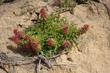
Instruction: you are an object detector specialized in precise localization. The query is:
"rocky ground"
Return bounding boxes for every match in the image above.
[0,0,110,73]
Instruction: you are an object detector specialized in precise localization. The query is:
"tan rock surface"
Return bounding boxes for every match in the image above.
[0,0,110,73]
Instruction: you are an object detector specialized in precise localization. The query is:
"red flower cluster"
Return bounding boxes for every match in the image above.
[23,44,31,50]
[13,29,32,41]
[47,38,56,46]
[80,24,89,33]
[22,39,41,52]
[13,29,24,37]
[40,8,46,18]
[31,40,41,52]
[12,29,23,45]
[62,40,71,48]
[24,34,31,41]
[62,26,69,34]
[13,29,18,35]
[12,35,22,45]
[12,29,42,52]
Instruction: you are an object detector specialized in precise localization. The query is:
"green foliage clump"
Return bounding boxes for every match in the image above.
[25,13,79,57]
[51,0,76,14]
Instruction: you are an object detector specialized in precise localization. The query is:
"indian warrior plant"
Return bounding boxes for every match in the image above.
[11,8,89,58]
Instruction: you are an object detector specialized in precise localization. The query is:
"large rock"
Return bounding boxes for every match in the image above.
[3,0,14,3]
[0,0,14,5]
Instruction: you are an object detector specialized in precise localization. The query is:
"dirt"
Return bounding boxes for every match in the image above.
[0,0,110,73]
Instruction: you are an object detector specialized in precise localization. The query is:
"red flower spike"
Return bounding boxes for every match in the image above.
[14,35,19,39]
[12,35,18,41]
[47,38,56,46]
[12,35,22,45]
[62,40,71,48]
[81,24,89,32]
[13,29,18,35]
[24,35,31,41]
[62,26,69,34]
[24,45,30,49]
[31,41,41,52]
[13,29,24,38]
[83,24,89,30]
[15,40,22,45]
[17,31,25,38]
[40,8,46,18]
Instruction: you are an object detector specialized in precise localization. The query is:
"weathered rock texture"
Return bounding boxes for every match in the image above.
[0,0,110,73]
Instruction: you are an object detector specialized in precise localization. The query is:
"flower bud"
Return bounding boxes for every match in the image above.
[24,35,31,41]
[47,38,56,46]
[62,40,71,48]
[80,24,89,33]
[13,29,18,35]
[12,35,22,45]
[31,40,41,52]
[24,44,30,49]
[62,26,69,34]
[40,8,46,18]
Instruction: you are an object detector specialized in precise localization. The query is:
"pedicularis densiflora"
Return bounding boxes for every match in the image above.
[11,8,90,57]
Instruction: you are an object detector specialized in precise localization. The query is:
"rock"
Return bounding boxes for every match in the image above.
[0,0,14,5]
[0,0,4,4]
[3,0,14,3]
[76,0,89,4]
[0,0,110,73]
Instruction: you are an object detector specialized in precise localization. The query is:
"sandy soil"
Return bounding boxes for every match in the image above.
[0,0,110,73]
